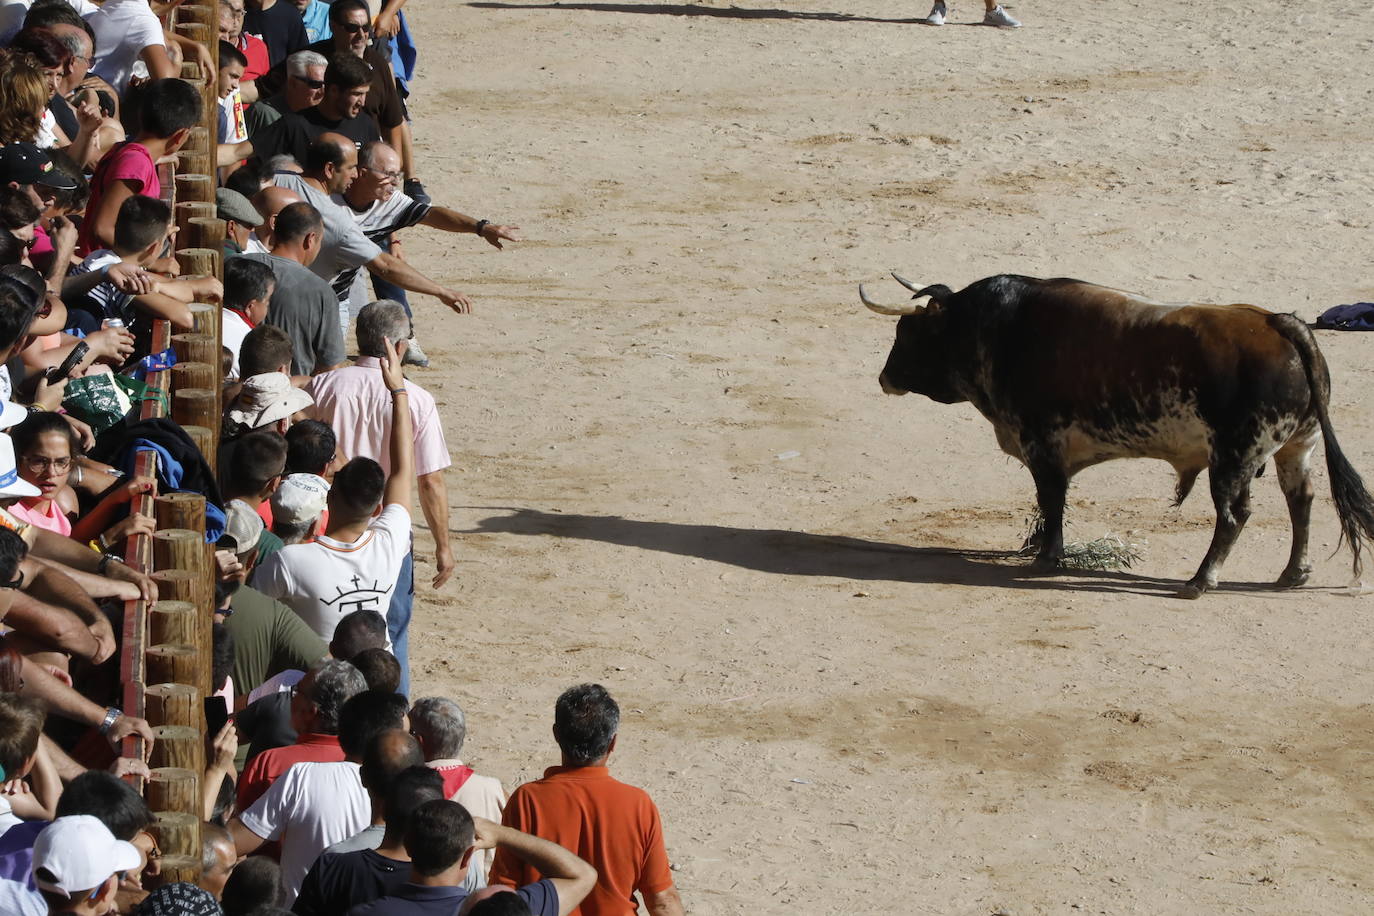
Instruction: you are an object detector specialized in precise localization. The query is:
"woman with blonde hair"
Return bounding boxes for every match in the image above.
[0,53,49,145]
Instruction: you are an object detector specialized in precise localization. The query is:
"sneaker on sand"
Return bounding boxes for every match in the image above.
[926,1,945,24]
[403,337,430,368]
[983,4,1020,26]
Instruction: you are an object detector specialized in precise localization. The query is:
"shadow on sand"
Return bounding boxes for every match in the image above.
[456,506,1268,597]
[468,1,929,24]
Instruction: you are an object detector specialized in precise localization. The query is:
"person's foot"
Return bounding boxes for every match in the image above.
[403,178,431,206]
[983,4,1020,26]
[403,337,430,367]
[926,1,945,24]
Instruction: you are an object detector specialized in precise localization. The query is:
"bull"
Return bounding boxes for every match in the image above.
[860,272,1374,597]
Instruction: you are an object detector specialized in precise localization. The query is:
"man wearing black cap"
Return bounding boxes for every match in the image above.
[0,144,78,215]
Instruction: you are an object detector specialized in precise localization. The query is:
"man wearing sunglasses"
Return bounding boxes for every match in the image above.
[245,48,327,137]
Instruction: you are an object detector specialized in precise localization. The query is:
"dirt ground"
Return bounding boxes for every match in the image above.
[392,0,1374,911]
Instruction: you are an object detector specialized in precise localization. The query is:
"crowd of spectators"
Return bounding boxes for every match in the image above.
[0,0,682,913]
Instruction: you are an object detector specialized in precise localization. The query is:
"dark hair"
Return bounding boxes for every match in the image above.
[0,268,43,349]
[0,635,22,693]
[272,201,322,245]
[554,683,620,765]
[0,186,39,232]
[55,771,154,840]
[382,765,444,831]
[327,0,369,25]
[112,194,170,255]
[468,895,535,916]
[212,622,235,693]
[284,419,335,476]
[405,800,474,876]
[224,160,269,199]
[139,78,203,139]
[220,855,281,916]
[0,693,44,775]
[358,728,423,795]
[330,609,386,660]
[328,457,384,520]
[11,410,78,463]
[0,231,23,266]
[9,27,71,69]
[239,324,292,378]
[219,39,248,70]
[350,647,400,693]
[224,256,275,310]
[0,528,28,587]
[223,431,288,495]
[211,770,236,825]
[303,134,349,174]
[43,148,87,212]
[324,53,370,91]
[337,690,408,758]
[22,0,95,48]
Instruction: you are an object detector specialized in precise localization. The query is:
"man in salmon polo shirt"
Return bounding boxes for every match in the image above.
[489,685,685,916]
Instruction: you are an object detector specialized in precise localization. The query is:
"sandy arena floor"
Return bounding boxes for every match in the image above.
[392,0,1374,911]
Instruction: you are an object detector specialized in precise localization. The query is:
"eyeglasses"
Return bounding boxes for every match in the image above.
[365,165,402,181]
[23,455,71,472]
[339,21,371,34]
[291,75,326,90]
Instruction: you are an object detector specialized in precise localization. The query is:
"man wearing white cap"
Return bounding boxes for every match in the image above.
[270,472,329,544]
[31,814,142,914]
[223,372,314,440]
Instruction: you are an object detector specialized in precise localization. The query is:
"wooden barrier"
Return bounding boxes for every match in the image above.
[114,19,226,884]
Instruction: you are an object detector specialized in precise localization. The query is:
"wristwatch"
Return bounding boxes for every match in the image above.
[97,554,124,575]
[98,706,122,735]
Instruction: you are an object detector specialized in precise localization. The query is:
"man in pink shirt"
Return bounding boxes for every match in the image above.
[305,300,451,697]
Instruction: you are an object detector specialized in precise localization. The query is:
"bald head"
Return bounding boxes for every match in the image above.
[305,133,359,193]
[360,729,424,797]
[347,141,402,207]
[250,186,300,247]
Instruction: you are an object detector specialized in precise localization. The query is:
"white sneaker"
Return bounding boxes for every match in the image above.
[926,1,945,24]
[983,4,1020,26]
[402,337,430,368]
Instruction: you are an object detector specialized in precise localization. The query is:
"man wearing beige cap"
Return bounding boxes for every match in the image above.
[31,814,142,914]
[223,372,314,440]
[218,186,267,258]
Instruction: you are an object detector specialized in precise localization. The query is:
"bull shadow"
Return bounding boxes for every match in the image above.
[458,507,1244,597]
[467,1,927,24]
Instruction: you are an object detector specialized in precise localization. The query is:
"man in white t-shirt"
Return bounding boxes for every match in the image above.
[86,0,177,94]
[254,335,413,646]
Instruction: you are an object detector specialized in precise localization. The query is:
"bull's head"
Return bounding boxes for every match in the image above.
[860,273,965,404]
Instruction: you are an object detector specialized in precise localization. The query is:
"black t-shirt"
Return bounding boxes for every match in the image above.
[48,93,78,141]
[245,0,309,66]
[293,848,410,916]
[251,105,381,166]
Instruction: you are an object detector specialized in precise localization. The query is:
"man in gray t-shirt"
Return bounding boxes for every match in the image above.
[238,202,345,376]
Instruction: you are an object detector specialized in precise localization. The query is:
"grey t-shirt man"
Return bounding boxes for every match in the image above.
[272,171,382,329]
[239,252,345,375]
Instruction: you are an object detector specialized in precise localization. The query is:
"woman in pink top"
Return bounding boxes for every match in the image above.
[9,412,158,543]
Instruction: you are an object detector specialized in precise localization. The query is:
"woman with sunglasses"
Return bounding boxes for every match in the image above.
[8,412,157,545]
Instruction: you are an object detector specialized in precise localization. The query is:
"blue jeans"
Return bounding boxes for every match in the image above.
[388,545,414,698]
[371,237,412,318]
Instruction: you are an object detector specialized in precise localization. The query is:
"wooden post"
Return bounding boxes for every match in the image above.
[153,529,207,576]
[176,247,219,281]
[172,332,218,366]
[181,426,215,469]
[188,304,218,337]
[155,493,207,536]
[144,857,199,889]
[149,726,206,773]
[150,569,199,605]
[174,174,215,205]
[145,683,201,728]
[150,811,201,859]
[146,768,200,818]
[175,201,215,245]
[172,388,218,432]
[171,362,217,394]
[146,643,198,686]
[149,600,198,647]
[188,217,226,254]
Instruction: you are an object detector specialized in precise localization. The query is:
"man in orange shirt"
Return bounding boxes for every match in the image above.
[488,685,684,916]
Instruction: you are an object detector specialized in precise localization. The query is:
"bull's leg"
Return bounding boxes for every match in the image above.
[1274,433,1318,588]
[1181,457,1257,599]
[1026,461,1068,571]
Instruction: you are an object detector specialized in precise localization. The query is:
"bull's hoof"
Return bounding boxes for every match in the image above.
[1276,566,1311,589]
[1177,580,1209,600]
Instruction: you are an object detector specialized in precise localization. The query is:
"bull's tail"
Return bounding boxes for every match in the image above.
[1271,313,1374,577]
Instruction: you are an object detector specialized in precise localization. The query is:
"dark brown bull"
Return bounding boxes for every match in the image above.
[861,272,1374,597]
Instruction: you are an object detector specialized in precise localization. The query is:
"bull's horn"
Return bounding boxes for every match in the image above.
[859,283,919,316]
[891,271,923,292]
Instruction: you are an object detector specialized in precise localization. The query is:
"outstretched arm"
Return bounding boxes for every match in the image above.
[419,207,522,249]
[380,337,414,515]
[365,251,472,313]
